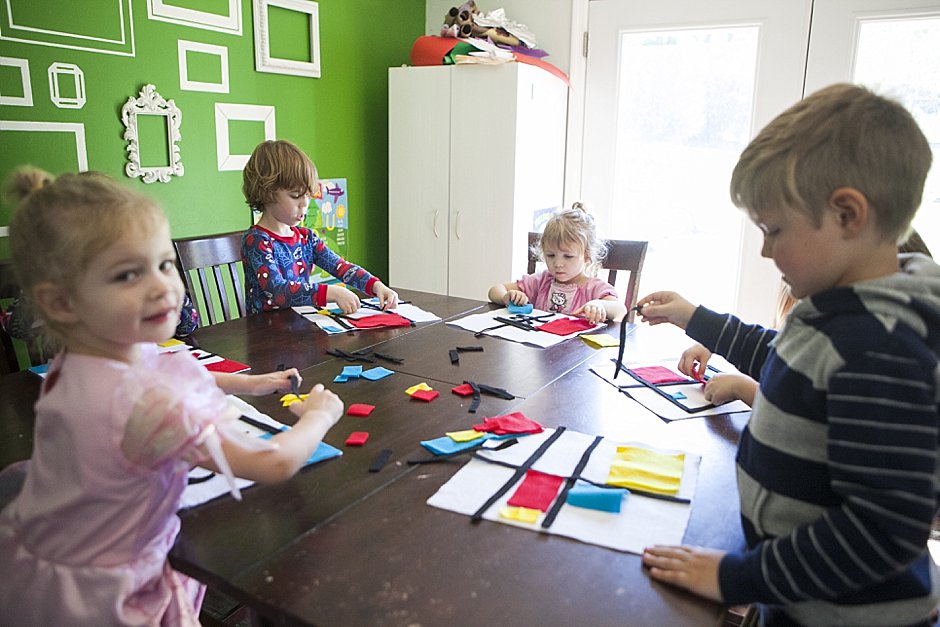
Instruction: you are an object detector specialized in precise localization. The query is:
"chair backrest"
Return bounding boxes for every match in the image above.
[527,232,648,323]
[173,232,246,326]
[0,260,48,374]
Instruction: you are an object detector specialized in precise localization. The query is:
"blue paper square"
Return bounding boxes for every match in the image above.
[361,366,395,380]
[333,374,349,383]
[668,391,687,400]
[508,302,534,315]
[420,436,482,455]
[566,481,628,513]
[342,365,363,378]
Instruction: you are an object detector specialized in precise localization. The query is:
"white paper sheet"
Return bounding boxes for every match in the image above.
[446,308,605,348]
[590,360,751,421]
[426,428,700,554]
[292,299,441,333]
[179,396,342,509]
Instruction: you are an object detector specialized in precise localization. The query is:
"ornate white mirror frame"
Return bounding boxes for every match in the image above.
[121,84,184,183]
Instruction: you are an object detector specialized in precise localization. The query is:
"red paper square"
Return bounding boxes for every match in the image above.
[347,313,412,329]
[410,389,440,402]
[451,383,474,397]
[345,432,369,446]
[507,470,565,511]
[347,403,375,417]
[629,365,689,384]
[472,412,543,435]
[537,317,595,336]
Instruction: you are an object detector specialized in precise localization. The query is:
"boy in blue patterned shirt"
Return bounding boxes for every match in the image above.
[241,140,397,315]
[638,84,939,626]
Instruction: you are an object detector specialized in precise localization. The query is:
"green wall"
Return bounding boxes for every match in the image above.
[0,0,425,278]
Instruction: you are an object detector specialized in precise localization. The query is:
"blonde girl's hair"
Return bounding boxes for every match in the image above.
[242,140,318,213]
[730,83,932,243]
[5,166,167,344]
[536,202,608,277]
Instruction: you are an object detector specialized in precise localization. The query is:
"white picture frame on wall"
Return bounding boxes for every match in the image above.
[148,0,242,35]
[121,84,184,184]
[0,56,31,106]
[47,62,86,109]
[178,40,229,93]
[253,0,320,78]
[215,103,276,171]
[0,120,87,170]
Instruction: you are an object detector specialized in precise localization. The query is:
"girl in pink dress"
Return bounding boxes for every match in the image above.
[0,168,344,626]
[488,204,627,323]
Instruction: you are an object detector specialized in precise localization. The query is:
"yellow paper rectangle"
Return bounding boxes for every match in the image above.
[607,446,685,495]
[581,333,619,348]
[446,429,484,442]
[405,382,433,396]
[499,505,540,523]
[158,338,185,347]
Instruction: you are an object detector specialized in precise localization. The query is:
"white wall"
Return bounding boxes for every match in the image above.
[425,1,575,74]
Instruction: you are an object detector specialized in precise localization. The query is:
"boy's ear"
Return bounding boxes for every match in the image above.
[31,282,79,325]
[828,187,870,237]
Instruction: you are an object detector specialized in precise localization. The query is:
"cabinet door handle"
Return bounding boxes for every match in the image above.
[455,211,462,240]
[433,210,440,239]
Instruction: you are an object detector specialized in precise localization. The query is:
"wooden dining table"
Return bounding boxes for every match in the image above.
[0,289,748,626]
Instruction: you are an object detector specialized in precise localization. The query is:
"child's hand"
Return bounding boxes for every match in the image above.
[703,373,756,406]
[573,299,607,325]
[636,291,696,329]
[245,368,302,396]
[373,282,399,310]
[328,284,361,314]
[678,343,711,379]
[642,544,725,602]
[289,383,344,427]
[504,290,529,306]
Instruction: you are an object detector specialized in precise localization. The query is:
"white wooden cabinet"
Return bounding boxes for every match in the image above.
[388,63,568,300]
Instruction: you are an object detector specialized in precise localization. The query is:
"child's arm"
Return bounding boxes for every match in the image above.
[573,297,626,324]
[489,282,528,306]
[641,291,775,382]
[207,383,343,483]
[212,368,300,396]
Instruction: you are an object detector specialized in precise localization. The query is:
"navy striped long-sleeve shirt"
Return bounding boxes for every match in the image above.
[687,254,940,626]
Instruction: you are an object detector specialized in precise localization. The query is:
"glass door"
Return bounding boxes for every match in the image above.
[580,0,939,323]
[581,0,812,324]
[805,0,940,254]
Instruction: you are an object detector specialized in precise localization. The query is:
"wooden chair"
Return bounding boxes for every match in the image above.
[173,232,247,326]
[0,260,48,374]
[527,232,648,323]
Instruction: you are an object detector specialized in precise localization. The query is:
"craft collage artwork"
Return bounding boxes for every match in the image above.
[169,296,719,555]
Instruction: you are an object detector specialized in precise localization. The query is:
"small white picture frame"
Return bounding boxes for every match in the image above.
[253,0,320,78]
[121,84,184,184]
[215,103,276,171]
[47,62,86,109]
[148,0,242,35]
[178,40,229,93]
[0,56,32,106]
[0,120,87,170]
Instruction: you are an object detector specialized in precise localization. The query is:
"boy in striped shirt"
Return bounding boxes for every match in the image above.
[638,83,939,626]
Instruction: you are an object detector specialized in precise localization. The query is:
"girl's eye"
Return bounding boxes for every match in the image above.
[114,270,139,282]
[160,259,176,273]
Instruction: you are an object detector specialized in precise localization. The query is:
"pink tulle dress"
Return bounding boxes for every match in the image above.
[0,344,258,626]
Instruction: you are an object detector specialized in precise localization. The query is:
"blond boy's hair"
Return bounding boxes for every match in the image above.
[730,83,932,243]
[242,140,318,212]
